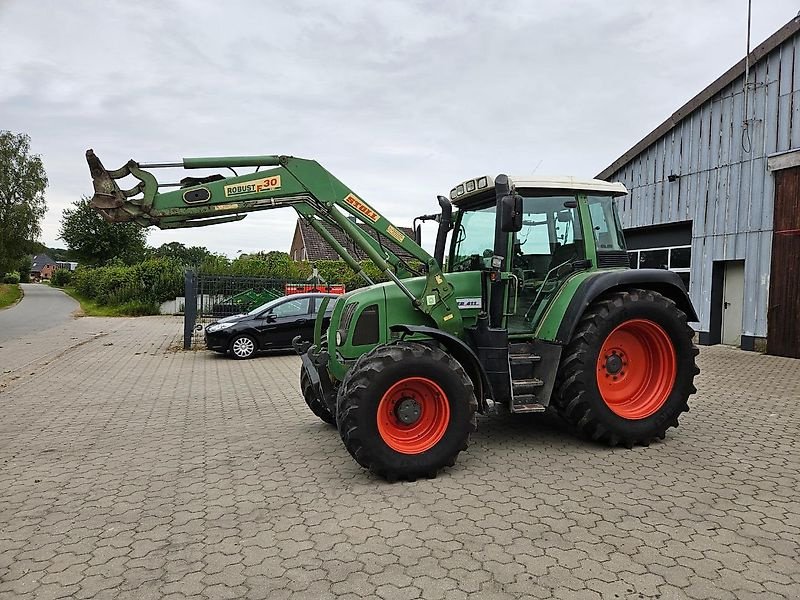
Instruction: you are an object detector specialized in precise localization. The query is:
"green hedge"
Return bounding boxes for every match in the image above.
[66,252,394,316]
[199,253,389,289]
[71,257,184,314]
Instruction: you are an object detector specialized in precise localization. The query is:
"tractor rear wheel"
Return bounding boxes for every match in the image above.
[554,288,699,447]
[337,341,477,481]
[300,366,336,426]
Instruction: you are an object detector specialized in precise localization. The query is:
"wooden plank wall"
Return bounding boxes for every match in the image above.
[609,33,799,338]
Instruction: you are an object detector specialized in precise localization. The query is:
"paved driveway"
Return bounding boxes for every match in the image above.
[0,283,78,343]
[0,317,798,599]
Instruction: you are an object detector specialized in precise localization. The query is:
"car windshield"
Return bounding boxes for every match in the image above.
[246,297,289,316]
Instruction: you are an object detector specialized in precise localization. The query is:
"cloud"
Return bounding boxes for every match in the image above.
[1,0,795,256]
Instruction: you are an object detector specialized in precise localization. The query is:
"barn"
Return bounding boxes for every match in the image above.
[598,15,800,359]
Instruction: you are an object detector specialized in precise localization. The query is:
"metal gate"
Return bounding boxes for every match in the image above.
[182,272,342,349]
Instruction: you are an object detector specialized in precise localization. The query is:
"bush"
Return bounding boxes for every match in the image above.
[17,257,31,283]
[2,271,20,284]
[196,252,389,290]
[70,258,183,308]
[117,300,160,316]
[51,268,72,287]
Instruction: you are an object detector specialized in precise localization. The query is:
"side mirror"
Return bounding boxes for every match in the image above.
[500,194,523,232]
[265,313,276,323]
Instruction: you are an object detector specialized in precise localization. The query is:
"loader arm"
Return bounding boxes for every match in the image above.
[85,150,462,334]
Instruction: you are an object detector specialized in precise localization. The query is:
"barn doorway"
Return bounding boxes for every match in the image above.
[721,261,745,347]
[767,166,800,358]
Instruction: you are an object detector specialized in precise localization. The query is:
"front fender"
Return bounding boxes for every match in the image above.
[389,324,491,414]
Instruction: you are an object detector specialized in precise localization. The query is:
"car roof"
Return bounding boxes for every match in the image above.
[283,292,338,299]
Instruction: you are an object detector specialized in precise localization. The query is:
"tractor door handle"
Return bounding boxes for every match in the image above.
[724,301,731,309]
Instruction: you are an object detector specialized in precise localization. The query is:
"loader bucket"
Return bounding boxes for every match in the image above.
[85,149,139,223]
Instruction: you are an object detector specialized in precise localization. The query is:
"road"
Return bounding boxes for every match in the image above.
[0,283,79,343]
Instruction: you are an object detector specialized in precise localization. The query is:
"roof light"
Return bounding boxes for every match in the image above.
[450,188,457,200]
[477,177,488,189]
[465,180,476,192]
[456,184,464,196]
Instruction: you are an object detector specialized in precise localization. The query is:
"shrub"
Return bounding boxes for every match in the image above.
[2,271,20,284]
[17,257,31,283]
[117,299,160,316]
[70,258,183,307]
[51,268,72,287]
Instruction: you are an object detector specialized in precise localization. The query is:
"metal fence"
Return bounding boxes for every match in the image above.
[182,271,343,349]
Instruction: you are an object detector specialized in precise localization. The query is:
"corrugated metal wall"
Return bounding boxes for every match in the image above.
[607,31,800,338]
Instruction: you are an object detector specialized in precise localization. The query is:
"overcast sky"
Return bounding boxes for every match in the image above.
[1,0,796,256]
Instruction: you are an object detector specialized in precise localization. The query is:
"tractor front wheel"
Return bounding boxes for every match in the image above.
[337,342,477,481]
[300,366,336,426]
[554,288,699,447]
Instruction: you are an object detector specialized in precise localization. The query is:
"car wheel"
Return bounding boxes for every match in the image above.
[230,334,257,360]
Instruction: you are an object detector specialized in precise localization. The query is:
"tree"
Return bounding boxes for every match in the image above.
[59,197,147,265]
[29,241,70,262]
[0,131,48,274]
[149,242,213,266]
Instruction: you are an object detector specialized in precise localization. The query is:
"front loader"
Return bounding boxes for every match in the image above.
[86,150,700,481]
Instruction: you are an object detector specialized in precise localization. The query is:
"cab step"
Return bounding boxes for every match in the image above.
[512,378,544,395]
[510,394,547,413]
[509,353,541,366]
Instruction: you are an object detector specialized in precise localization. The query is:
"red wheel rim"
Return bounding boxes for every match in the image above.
[596,319,677,420]
[377,377,450,454]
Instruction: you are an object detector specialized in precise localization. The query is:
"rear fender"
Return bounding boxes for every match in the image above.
[389,324,492,413]
[555,269,698,345]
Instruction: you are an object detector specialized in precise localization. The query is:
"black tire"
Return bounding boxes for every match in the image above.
[337,341,478,481]
[554,288,699,447]
[300,366,336,425]
[229,334,257,360]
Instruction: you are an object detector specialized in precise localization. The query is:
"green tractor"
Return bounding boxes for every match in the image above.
[86,151,699,481]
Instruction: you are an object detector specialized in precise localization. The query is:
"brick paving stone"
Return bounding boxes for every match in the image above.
[0,317,799,599]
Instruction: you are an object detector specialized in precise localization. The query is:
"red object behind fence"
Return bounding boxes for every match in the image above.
[285,283,346,295]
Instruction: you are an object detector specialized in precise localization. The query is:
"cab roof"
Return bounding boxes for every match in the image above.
[449,175,628,204]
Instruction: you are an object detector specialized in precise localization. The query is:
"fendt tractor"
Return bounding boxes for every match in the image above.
[86,151,700,481]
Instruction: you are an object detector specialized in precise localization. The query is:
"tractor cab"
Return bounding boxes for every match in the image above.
[447,175,629,335]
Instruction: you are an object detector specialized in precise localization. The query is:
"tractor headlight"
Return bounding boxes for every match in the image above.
[207,323,234,333]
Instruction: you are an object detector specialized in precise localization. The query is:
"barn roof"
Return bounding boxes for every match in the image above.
[597,15,800,180]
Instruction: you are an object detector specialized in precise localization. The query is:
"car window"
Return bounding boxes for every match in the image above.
[270,297,310,318]
[316,296,337,314]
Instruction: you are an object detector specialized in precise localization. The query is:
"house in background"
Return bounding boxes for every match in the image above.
[289,218,416,262]
[598,15,800,359]
[30,254,56,281]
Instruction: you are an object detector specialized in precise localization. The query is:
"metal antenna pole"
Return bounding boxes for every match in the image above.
[742,0,753,153]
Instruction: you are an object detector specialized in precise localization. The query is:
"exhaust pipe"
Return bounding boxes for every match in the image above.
[433,195,453,269]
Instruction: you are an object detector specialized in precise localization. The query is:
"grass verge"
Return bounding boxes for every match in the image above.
[62,287,159,317]
[0,283,22,310]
